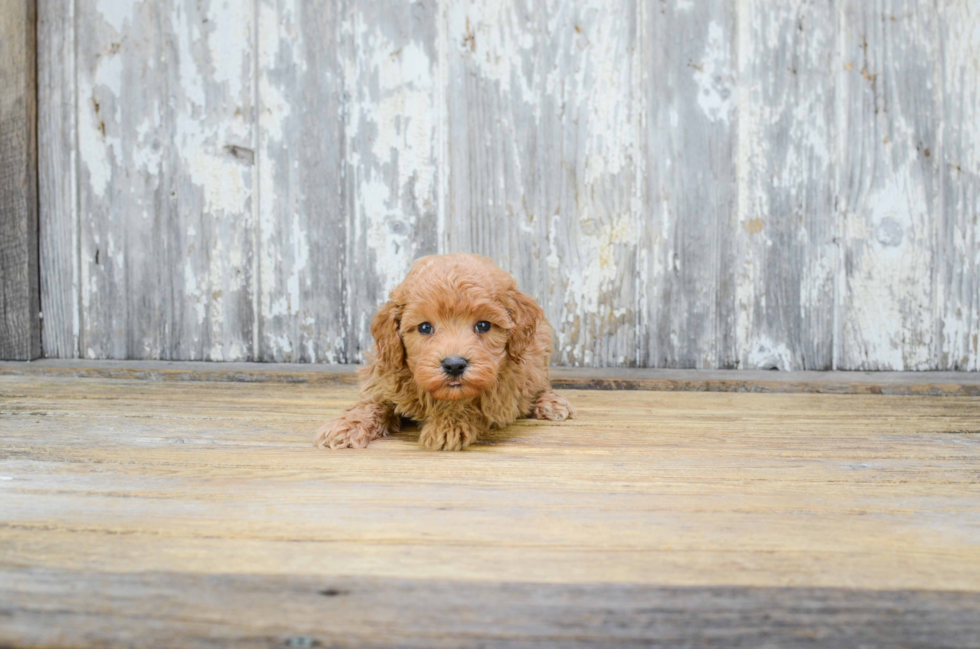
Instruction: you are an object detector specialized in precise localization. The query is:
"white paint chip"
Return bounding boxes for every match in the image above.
[693,21,734,123]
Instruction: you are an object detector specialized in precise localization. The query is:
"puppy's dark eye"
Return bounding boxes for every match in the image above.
[417,322,434,335]
[474,321,492,333]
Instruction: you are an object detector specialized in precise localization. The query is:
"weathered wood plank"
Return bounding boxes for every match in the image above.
[38,0,78,360]
[640,0,738,369]
[256,0,347,363]
[445,0,641,367]
[940,2,980,371]
[0,0,40,361]
[3,568,979,649]
[343,0,442,361]
[75,0,255,361]
[33,1,980,370]
[442,0,546,324]
[0,376,978,604]
[5,359,980,395]
[837,1,942,370]
[735,0,837,370]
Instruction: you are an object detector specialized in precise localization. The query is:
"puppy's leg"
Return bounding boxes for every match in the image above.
[418,414,486,452]
[314,402,398,450]
[532,390,574,421]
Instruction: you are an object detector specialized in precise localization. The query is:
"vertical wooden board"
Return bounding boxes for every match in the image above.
[38,0,78,359]
[342,0,441,360]
[167,0,256,362]
[940,2,980,371]
[443,0,546,302]
[446,0,641,367]
[640,1,738,369]
[535,0,641,368]
[0,0,40,360]
[837,1,942,370]
[76,0,255,360]
[257,0,346,363]
[734,0,836,370]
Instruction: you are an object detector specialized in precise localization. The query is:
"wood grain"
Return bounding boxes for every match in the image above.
[33,1,980,370]
[446,0,641,367]
[3,569,980,648]
[257,0,347,363]
[443,0,544,294]
[0,374,979,645]
[1,375,978,589]
[940,2,980,371]
[837,0,942,370]
[37,0,78,360]
[0,0,40,361]
[74,0,256,361]
[342,0,442,361]
[640,0,738,369]
[735,0,836,371]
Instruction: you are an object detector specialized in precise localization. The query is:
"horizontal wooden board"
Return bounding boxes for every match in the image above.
[1,374,979,644]
[3,360,980,395]
[1,376,978,589]
[3,568,980,648]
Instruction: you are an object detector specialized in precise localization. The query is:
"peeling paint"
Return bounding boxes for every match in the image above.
[834,0,950,371]
[71,0,255,360]
[349,14,437,296]
[746,335,795,371]
[693,21,734,124]
[45,0,980,369]
[734,0,837,370]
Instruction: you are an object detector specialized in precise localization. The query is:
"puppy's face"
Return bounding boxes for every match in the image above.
[399,296,511,401]
[369,255,542,402]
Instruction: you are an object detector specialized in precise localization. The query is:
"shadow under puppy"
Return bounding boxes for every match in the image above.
[315,253,573,451]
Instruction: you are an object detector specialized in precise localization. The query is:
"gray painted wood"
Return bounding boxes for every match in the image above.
[4,568,980,648]
[75,0,256,361]
[837,0,942,370]
[342,0,442,361]
[640,0,738,369]
[38,0,79,359]
[256,0,347,363]
[940,2,980,372]
[446,0,641,367]
[443,0,548,344]
[735,0,837,371]
[34,0,980,369]
[0,0,40,361]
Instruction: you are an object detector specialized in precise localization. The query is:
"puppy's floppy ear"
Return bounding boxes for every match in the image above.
[370,300,404,371]
[506,289,544,362]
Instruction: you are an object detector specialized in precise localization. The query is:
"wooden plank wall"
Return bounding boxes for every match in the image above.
[0,0,40,360]
[34,0,980,370]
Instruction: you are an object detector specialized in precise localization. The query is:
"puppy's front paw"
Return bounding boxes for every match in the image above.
[314,407,388,450]
[533,390,573,421]
[418,420,481,451]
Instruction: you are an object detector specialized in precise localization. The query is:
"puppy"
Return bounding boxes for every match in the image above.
[314,253,573,451]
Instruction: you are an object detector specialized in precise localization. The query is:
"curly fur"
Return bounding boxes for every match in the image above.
[315,253,573,451]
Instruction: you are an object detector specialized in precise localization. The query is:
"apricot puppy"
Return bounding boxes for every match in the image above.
[314,253,572,451]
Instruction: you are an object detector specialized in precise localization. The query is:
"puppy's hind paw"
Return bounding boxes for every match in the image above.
[532,390,574,421]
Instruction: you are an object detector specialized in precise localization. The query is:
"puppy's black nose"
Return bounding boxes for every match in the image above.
[441,356,468,377]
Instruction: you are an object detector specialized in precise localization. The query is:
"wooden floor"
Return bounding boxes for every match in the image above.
[2,372,980,647]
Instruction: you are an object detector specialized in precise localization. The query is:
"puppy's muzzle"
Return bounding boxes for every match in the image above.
[441,356,468,377]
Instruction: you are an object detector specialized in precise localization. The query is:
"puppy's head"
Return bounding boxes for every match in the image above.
[369,254,542,401]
